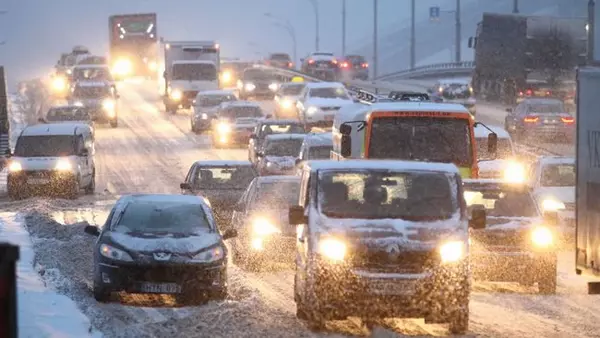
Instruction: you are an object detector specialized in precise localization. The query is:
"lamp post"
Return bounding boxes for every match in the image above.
[308,0,320,51]
[373,0,378,78]
[342,0,346,56]
[264,13,298,66]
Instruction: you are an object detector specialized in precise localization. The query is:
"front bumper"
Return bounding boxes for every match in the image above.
[470,250,555,282]
[8,170,78,196]
[96,259,227,294]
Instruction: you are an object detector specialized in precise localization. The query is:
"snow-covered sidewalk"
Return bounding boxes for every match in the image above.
[0,212,101,337]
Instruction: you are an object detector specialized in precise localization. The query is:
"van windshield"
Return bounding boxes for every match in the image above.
[14,135,76,157]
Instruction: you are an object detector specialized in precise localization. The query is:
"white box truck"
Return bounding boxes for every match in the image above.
[160,40,220,114]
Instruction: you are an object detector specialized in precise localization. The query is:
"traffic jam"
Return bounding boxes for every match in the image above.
[1,5,597,338]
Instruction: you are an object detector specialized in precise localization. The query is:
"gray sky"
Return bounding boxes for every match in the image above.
[0,0,463,85]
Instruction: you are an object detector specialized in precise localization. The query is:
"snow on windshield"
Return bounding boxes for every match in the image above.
[317,170,458,220]
[541,163,575,187]
[477,138,513,159]
[46,108,91,121]
[113,202,211,234]
[308,145,333,159]
[265,139,303,157]
[464,188,538,218]
[309,87,350,100]
[14,135,76,157]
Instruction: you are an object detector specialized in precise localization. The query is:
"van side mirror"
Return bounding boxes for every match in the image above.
[543,211,559,226]
[84,225,100,236]
[341,135,352,157]
[180,182,191,190]
[469,209,486,229]
[289,205,307,225]
[487,133,498,156]
[339,123,352,135]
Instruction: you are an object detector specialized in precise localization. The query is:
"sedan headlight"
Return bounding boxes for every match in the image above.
[171,89,182,101]
[306,106,319,115]
[542,199,565,211]
[55,158,72,171]
[318,238,346,262]
[221,70,232,83]
[269,83,280,91]
[100,244,133,262]
[531,226,553,247]
[102,99,115,111]
[252,217,280,236]
[8,161,22,172]
[281,99,293,109]
[244,83,256,91]
[217,122,231,133]
[439,241,464,264]
[52,77,67,92]
[503,161,525,183]
[191,246,225,263]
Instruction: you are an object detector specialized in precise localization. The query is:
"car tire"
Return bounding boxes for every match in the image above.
[84,171,95,195]
[93,284,110,302]
[110,119,118,128]
[538,259,558,294]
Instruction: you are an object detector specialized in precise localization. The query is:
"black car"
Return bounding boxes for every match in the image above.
[338,55,369,80]
[300,52,339,81]
[265,53,293,69]
[84,194,237,304]
[238,68,281,99]
[180,160,257,227]
[69,82,119,128]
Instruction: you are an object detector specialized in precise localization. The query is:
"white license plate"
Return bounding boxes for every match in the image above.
[27,178,50,185]
[368,280,417,296]
[139,282,181,294]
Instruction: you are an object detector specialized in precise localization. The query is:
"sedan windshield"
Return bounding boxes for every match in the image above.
[309,87,350,100]
[197,95,235,107]
[14,135,76,157]
[318,170,457,220]
[464,188,538,218]
[264,139,303,157]
[114,202,211,234]
[194,166,256,190]
[540,164,575,187]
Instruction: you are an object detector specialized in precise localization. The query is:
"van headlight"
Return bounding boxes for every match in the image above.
[170,89,182,101]
[252,217,280,236]
[439,241,464,263]
[102,99,115,111]
[245,83,256,91]
[8,161,22,172]
[112,59,132,76]
[55,159,72,171]
[319,238,346,262]
[52,77,67,92]
[531,226,553,247]
[503,162,525,183]
[542,199,565,211]
[269,83,280,91]
[217,122,231,133]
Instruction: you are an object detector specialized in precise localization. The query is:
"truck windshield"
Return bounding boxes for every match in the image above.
[368,117,473,167]
[318,170,457,220]
[540,164,575,187]
[464,188,538,218]
[172,63,217,81]
[14,135,76,157]
[113,17,156,39]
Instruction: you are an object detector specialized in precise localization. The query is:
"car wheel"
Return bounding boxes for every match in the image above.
[84,171,95,195]
[210,287,228,301]
[93,284,110,302]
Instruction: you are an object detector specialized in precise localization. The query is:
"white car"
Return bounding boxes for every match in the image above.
[296,82,354,128]
[528,156,575,226]
[256,134,305,175]
[475,124,524,182]
[295,132,333,174]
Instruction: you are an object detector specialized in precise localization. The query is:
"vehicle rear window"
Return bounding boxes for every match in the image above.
[260,123,305,136]
[114,202,211,234]
[196,94,236,107]
[46,108,91,122]
[309,87,350,100]
[194,166,256,189]
[308,145,333,159]
[270,54,291,61]
[73,86,111,99]
[172,63,217,81]
[346,55,365,63]
[243,69,276,80]
[527,103,565,113]
[541,164,575,187]
[264,139,304,156]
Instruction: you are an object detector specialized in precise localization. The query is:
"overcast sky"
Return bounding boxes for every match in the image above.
[0,0,469,85]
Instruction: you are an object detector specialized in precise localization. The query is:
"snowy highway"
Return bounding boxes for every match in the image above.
[0,80,597,337]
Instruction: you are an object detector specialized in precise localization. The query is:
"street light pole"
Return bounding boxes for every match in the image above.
[455,0,461,62]
[264,13,298,66]
[342,0,346,56]
[512,0,519,13]
[410,0,416,69]
[373,0,378,79]
[309,0,320,51]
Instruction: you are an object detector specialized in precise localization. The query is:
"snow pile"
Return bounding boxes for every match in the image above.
[0,212,100,337]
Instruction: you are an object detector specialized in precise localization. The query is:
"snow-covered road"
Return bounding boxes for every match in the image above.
[3,81,597,337]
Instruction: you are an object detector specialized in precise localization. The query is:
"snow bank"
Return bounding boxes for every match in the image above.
[0,212,101,337]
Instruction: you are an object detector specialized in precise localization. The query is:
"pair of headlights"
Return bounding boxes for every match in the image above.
[9,158,72,172]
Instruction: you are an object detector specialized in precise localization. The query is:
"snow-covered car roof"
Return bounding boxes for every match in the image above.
[172,60,216,65]
[539,156,575,166]
[305,82,346,89]
[256,175,301,185]
[474,124,511,139]
[463,179,530,192]
[192,160,253,167]
[265,133,307,142]
[196,90,236,97]
[224,101,261,108]
[305,159,459,174]
[21,122,92,136]
[303,132,333,146]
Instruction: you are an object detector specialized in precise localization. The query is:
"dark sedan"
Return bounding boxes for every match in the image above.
[84,194,237,304]
[237,68,281,100]
[338,55,369,80]
[505,98,575,142]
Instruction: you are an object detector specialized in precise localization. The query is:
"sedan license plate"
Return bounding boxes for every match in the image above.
[27,178,50,185]
[368,280,416,296]
[139,282,181,294]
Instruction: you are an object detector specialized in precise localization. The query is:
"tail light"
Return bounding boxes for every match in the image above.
[524,116,539,123]
[362,63,368,68]
[308,59,314,64]
[526,89,533,96]
[288,62,293,67]
[561,116,575,124]
[340,62,349,68]
[546,90,551,96]
[332,59,338,64]
[518,91,524,96]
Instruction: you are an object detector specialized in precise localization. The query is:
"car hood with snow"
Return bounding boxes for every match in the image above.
[305,97,354,109]
[107,230,222,257]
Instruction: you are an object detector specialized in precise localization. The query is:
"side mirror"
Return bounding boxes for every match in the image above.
[469,208,486,229]
[505,108,513,113]
[180,182,191,190]
[222,228,238,240]
[84,225,100,236]
[341,135,352,157]
[487,133,498,156]
[543,211,559,226]
[80,148,89,156]
[339,123,352,135]
[468,37,474,48]
[289,205,307,225]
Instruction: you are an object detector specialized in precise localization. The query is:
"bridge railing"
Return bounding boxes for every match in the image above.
[376,61,475,81]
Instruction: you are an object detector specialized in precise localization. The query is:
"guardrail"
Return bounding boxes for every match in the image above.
[376,61,475,81]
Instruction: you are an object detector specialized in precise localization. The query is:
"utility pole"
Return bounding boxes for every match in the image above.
[455,0,461,62]
[512,0,519,13]
[309,0,320,51]
[589,0,595,62]
[373,0,378,78]
[410,0,416,69]
[342,0,346,56]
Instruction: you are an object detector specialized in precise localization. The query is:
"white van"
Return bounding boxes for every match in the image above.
[6,123,95,199]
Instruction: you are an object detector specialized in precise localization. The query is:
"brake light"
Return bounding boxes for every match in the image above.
[561,116,575,124]
[546,90,551,95]
[288,62,293,67]
[340,62,349,68]
[518,91,524,96]
[332,59,338,64]
[526,89,533,96]
[362,63,368,68]
[308,59,314,64]
[524,116,539,123]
